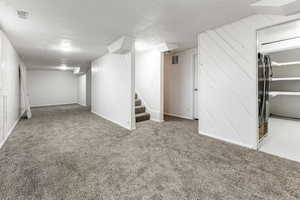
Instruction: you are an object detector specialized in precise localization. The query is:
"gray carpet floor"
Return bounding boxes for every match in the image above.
[0,105,299,200]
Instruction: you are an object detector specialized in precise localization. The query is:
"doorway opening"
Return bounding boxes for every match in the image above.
[163,49,199,122]
[257,19,300,163]
[193,54,199,120]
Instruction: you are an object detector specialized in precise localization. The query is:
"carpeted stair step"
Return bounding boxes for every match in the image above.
[135,105,146,114]
[136,112,150,122]
[135,99,142,106]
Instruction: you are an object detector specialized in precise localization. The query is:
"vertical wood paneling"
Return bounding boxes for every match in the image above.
[0,30,25,149]
[0,97,3,142]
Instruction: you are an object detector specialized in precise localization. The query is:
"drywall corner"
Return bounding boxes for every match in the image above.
[92,41,135,130]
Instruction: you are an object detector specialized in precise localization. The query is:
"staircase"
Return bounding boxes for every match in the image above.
[135,93,150,123]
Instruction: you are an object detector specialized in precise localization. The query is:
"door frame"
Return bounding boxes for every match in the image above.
[255,17,300,149]
[192,53,199,120]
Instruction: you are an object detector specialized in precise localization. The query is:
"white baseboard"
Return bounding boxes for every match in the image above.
[151,119,164,123]
[91,110,133,130]
[149,109,163,122]
[199,130,254,149]
[164,112,193,120]
[0,113,23,150]
[31,102,78,108]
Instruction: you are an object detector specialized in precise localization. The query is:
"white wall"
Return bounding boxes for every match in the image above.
[198,14,300,149]
[0,30,25,148]
[27,70,78,107]
[77,74,86,106]
[164,49,196,119]
[92,51,135,130]
[135,49,163,122]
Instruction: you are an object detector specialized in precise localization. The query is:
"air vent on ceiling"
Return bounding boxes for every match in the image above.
[17,10,29,19]
[172,55,179,64]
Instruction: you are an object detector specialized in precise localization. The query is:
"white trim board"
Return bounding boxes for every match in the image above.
[0,114,23,150]
[151,119,164,123]
[199,130,255,150]
[91,110,134,131]
[30,102,78,108]
[149,109,163,122]
[164,112,194,120]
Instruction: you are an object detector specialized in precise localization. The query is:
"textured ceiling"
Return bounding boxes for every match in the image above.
[0,0,256,69]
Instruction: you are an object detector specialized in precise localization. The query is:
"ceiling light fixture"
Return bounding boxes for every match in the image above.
[59,65,69,71]
[17,10,29,19]
[59,40,73,52]
[51,40,80,53]
[73,67,80,74]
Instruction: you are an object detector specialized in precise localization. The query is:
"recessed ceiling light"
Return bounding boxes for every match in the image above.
[17,10,29,19]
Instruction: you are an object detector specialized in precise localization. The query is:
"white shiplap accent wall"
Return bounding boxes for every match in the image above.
[0,30,26,149]
[198,14,300,149]
[91,52,135,130]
